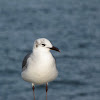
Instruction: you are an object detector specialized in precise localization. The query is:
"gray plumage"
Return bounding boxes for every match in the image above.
[22,53,31,71]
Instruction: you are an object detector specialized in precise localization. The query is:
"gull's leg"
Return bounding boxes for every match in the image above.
[46,83,48,100]
[32,83,35,100]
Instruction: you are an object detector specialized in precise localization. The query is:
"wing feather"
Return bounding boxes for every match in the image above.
[22,53,31,71]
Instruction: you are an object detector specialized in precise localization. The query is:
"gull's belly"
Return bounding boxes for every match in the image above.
[21,63,58,85]
[21,53,58,84]
[30,68,58,84]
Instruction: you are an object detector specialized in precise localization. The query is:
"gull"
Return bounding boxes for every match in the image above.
[21,38,60,100]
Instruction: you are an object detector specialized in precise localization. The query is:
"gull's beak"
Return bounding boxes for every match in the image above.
[50,46,60,52]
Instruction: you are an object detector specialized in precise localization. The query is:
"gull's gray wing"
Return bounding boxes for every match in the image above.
[22,53,31,71]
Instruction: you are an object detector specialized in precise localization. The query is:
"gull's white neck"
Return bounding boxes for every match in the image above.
[32,47,52,59]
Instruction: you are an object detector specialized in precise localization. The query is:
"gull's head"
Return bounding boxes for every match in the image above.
[33,38,60,52]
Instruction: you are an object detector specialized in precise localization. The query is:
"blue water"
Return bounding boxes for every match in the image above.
[0,0,100,100]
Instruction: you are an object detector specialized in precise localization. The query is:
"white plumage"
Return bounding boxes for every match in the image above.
[21,38,59,85]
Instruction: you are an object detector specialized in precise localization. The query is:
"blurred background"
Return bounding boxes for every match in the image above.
[0,0,100,100]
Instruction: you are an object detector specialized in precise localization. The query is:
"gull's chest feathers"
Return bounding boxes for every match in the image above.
[26,52,57,83]
[28,52,56,73]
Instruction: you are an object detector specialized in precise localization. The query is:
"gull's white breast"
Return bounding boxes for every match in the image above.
[21,52,58,85]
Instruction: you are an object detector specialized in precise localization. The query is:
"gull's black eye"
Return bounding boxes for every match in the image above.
[42,44,45,46]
